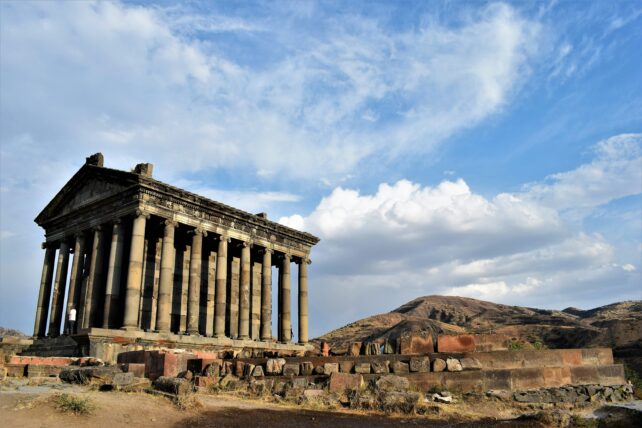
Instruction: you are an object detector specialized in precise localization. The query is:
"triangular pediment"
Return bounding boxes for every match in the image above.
[35,165,139,224]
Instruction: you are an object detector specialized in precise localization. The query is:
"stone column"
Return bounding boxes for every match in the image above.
[102,220,125,328]
[280,254,292,343]
[229,256,240,338]
[65,234,86,334]
[81,226,105,329]
[48,240,70,337]
[156,220,176,333]
[187,228,205,335]
[238,242,251,340]
[33,244,56,337]
[298,258,310,344]
[214,235,228,338]
[122,210,148,330]
[251,260,262,340]
[260,249,272,341]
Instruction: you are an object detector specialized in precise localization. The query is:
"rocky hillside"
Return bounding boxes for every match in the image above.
[317,296,642,354]
[0,327,27,338]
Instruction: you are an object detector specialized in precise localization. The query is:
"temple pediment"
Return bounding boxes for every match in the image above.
[35,165,137,224]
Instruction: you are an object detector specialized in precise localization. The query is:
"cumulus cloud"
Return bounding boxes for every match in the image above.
[280,134,642,335]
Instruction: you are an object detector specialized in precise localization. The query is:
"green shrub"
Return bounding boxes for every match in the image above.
[507,340,524,351]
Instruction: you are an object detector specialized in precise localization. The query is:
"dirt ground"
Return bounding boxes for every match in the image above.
[0,380,547,428]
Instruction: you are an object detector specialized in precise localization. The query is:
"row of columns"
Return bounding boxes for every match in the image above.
[34,211,310,344]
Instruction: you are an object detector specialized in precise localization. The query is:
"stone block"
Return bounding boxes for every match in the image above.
[561,350,583,366]
[446,358,462,372]
[409,357,430,373]
[27,364,65,378]
[354,362,371,374]
[460,358,482,371]
[117,363,142,378]
[300,361,314,376]
[283,363,300,377]
[349,342,362,356]
[383,339,395,354]
[194,375,218,388]
[371,360,389,374]
[243,363,256,378]
[391,361,410,374]
[303,389,326,398]
[5,364,26,377]
[443,371,484,393]
[596,365,626,385]
[398,332,434,355]
[328,372,363,393]
[144,351,196,381]
[482,370,512,391]
[223,361,233,376]
[512,368,545,390]
[252,365,265,377]
[203,362,221,378]
[291,377,307,388]
[340,361,354,373]
[432,358,446,372]
[266,358,286,375]
[437,334,475,353]
[323,363,339,375]
[542,367,571,387]
[376,374,410,392]
[117,350,146,365]
[187,358,219,374]
[313,365,324,375]
[0,367,6,380]
[570,366,599,385]
[113,372,135,387]
[235,361,246,377]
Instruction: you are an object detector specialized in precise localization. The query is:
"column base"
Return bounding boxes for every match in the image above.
[121,326,139,332]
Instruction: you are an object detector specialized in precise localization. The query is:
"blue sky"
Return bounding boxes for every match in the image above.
[1,0,640,338]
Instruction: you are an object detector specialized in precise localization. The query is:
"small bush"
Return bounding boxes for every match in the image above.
[174,393,203,411]
[532,341,545,350]
[51,393,94,415]
[507,340,524,351]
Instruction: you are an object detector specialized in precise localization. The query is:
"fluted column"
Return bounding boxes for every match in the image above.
[214,235,228,338]
[260,249,272,341]
[48,240,70,337]
[187,228,205,335]
[238,242,251,339]
[122,210,148,330]
[34,244,56,337]
[81,226,105,329]
[102,220,125,328]
[298,258,310,344]
[65,233,86,334]
[156,220,177,333]
[280,254,291,343]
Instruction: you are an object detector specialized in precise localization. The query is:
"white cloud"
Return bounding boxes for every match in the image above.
[279,134,641,334]
[523,133,642,211]
[0,1,541,183]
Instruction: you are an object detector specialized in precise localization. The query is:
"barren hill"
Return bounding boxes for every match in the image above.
[317,296,642,353]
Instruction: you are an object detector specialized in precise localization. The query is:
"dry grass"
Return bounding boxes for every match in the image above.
[174,393,203,411]
[50,393,95,415]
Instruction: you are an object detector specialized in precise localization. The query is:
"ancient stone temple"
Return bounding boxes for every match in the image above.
[30,153,319,359]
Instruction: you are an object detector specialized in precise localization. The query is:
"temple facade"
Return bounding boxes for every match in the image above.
[31,153,319,356]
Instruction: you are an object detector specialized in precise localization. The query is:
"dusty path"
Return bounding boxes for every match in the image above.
[0,382,542,428]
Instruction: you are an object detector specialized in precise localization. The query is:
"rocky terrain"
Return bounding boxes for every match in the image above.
[317,296,642,356]
[0,327,26,338]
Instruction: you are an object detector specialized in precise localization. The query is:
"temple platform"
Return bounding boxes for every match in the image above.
[21,328,312,364]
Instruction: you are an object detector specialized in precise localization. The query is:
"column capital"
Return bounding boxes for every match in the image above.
[283,253,291,262]
[134,208,150,219]
[217,234,231,243]
[41,241,53,250]
[164,219,178,228]
[238,240,252,248]
[188,227,207,237]
[297,257,311,265]
[92,225,103,232]
[112,218,122,226]
[259,248,273,255]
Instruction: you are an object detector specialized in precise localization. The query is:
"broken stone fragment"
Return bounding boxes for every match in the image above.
[375,374,410,392]
[266,358,286,375]
[432,358,446,372]
[354,363,371,374]
[390,361,410,374]
[323,363,339,375]
[313,365,324,375]
[446,358,462,372]
[300,361,314,376]
[409,357,430,373]
[203,363,220,378]
[283,363,300,377]
[459,357,482,371]
[339,361,354,373]
[371,360,390,374]
[383,339,395,354]
[252,365,265,377]
[349,342,362,356]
